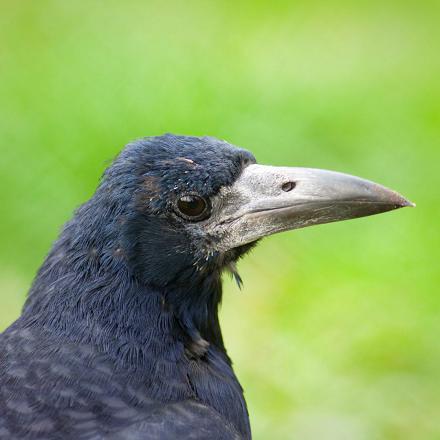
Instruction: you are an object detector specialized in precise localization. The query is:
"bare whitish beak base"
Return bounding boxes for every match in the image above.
[216,164,414,250]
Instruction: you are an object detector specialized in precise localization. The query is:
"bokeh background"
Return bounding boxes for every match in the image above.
[1,1,439,438]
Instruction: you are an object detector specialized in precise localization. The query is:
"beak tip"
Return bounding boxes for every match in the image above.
[400,197,416,208]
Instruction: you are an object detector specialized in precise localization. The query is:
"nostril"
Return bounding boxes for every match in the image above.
[281,181,296,192]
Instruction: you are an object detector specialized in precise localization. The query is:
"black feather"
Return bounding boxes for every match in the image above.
[0,135,257,439]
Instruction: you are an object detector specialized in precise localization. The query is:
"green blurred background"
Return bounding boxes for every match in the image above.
[0,1,439,438]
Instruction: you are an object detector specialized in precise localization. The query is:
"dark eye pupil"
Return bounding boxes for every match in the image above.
[177,195,207,218]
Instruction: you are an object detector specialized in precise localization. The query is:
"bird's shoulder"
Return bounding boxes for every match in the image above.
[101,400,242,440]
[0,325,242,439]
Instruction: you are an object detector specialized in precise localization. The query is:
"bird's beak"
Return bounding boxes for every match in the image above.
[216,164,414,250]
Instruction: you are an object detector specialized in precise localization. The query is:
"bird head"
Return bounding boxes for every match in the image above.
[23,133,413,358]
[103,134,413,290]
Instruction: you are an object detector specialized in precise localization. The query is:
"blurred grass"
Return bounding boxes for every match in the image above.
[0,1,439,438]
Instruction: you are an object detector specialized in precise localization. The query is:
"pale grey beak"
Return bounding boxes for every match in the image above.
[215,164,414,250]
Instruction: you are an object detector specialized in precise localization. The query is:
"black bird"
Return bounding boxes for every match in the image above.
[0,134,412,439]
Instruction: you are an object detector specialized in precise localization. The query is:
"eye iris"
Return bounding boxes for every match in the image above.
[177,195,207,218]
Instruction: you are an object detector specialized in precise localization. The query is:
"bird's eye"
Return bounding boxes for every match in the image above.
[176,194,210,221]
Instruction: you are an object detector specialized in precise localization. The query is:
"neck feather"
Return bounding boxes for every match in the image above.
[22,197,226,365]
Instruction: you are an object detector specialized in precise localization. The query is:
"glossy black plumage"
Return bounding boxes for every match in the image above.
[0,135,256,440]
[1,133,411,440]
